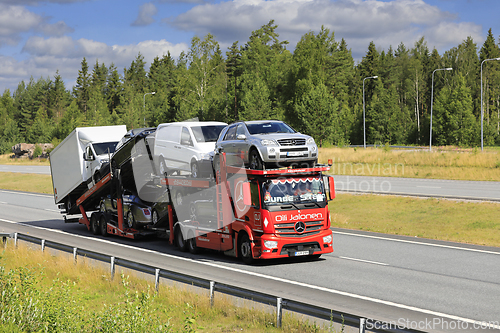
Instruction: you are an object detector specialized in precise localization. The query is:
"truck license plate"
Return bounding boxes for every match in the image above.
[287,152,303,157]
[295,251,309,256]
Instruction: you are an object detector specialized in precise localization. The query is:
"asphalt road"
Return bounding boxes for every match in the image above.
[333,175,500,201]
[0,165,51,174]
[1,189,499,332]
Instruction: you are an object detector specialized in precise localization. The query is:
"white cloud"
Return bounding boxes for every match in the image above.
[0,4,73,47]
[132,2,158,27]
[0,36,189,92]
[168,0,483,59]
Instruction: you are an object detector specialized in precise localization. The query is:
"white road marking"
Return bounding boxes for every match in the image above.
[1,217,499,329]
[339,256,389,266]
[334,230,500,256]
[0,189,52,198]
[416,186,441,189]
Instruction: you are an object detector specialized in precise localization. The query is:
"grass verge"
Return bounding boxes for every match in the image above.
[0,154,49,165]
[0,243,333,333]
[0,172,53,194]
[330,193,500,247]
[319,147,500,181]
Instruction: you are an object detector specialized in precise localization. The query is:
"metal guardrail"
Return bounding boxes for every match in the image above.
[1,232,425,333]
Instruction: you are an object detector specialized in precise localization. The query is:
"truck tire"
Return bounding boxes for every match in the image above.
[175,225,188,252]
[239,233,254,265]
[187,230,200,254]
[91,213,100,235]
[99,214,108,236]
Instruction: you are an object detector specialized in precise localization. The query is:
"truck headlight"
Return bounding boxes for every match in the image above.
[307,137,315,144]
[323,235,332,244]
[264,240,278,249]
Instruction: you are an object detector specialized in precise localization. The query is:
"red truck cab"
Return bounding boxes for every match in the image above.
[172,155,335,264]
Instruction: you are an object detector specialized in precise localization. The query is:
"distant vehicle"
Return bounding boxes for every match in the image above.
[215,120,318,169]
[154,121,227,178]
[50,125,127,214]
[99,190,152,229]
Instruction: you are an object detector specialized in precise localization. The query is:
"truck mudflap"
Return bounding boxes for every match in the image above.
[255,229,333,260]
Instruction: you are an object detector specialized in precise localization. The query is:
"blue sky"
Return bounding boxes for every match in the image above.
[0,0,498,93]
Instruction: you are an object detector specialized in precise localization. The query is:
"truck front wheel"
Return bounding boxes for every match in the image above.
[175,225,188,252]
[187,231,200,254]
[239,233,254,265]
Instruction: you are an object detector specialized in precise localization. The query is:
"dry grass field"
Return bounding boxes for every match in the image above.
[329,193,500,247]
[319,147,500,181]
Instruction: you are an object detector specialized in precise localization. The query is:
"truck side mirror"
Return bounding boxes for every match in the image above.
[242,182,252,206]
[328,176,335,200]
[236,134,246,140]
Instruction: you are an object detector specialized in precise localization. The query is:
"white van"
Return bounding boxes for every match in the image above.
[154,121,227,178]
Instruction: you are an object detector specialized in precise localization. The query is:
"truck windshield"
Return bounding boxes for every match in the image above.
[262,176,325,207]
[191,126,226,143]
[93,142,118,155]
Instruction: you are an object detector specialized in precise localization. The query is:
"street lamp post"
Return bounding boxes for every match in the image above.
[143,92,156,127]
[363,76,378,149]
[480,58,500,151]
[429,68,452,151]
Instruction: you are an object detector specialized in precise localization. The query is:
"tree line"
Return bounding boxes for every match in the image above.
[1,20,499,154]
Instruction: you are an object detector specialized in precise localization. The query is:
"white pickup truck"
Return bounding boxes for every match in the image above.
[50,125,127,214]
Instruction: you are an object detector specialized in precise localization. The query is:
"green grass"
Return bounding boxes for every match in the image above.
[329,193,500,247]
[319,147,500,181]
[0,243,333,333]
[0,172,53,194]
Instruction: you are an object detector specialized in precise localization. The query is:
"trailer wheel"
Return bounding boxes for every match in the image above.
[99,214,108,236]
[90,213,100,235]
[239,233,254,265]
[187,230,200,254]
[175,225,188,252]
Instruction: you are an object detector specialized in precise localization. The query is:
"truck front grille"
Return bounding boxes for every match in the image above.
[274,220,323,237]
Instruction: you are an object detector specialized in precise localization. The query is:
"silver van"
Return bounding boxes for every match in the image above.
[154,121,227,178]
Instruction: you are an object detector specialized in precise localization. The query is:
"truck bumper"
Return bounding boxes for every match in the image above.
[253,229,333,260]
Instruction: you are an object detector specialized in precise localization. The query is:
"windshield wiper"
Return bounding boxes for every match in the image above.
[279,202,300,210]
